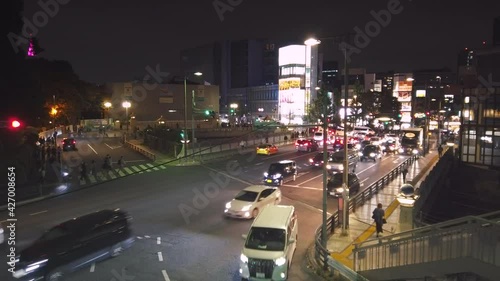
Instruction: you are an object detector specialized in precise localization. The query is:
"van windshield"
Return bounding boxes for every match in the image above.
[245,227,286,251]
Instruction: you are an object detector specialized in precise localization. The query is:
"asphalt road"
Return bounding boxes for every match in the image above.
[0,144,406,281]
[60,134,151,171]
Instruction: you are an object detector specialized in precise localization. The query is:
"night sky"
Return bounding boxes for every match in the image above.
[23,0,499,83]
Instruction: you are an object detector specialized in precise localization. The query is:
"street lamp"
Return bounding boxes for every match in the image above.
[122,101,131,131]
[184,71,203,159]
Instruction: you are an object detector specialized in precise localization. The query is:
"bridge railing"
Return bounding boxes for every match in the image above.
[314,155,418,272]
[352,210,500,273]
[124,140,156,161]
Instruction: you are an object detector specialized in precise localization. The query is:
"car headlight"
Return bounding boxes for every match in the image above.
[412,149,419,154]
[335,188,344,193]
[0,227,3,234]
[241,205,251,211]
[355,144,361,149]
[26,259,48,272]
[370,153,376,157]
[309,158,313,163]
[326,164,331,169]
[240,254,248,263]
[358,152,363,156]
[399,148,404,153]
[225,202,231,209]
[275,257,287,266]
[273,173,282,179]
[390,146,395,150]
[263,172,268,177]
[381,146,386,150]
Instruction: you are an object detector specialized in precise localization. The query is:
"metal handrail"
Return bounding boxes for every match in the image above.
[314,155,418,271]
[352,211,500,276]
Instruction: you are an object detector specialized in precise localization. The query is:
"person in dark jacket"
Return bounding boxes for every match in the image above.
[372,203,385,237]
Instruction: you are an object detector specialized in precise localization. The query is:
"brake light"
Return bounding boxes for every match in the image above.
[73,140,76,144]
[309,159,313,163]
[304,143,308,146]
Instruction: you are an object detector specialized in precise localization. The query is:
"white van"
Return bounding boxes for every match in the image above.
[240,205,298,281]
[353,126,375,136]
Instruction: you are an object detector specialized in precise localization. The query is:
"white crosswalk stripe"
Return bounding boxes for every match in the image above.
[78,163,158,186]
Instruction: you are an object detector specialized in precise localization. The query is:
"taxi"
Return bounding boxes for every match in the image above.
[256,144,278,155]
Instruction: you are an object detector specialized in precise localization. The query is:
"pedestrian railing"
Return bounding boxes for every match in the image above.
[314,154,419,273]
[352,211,500,281]
[124,140,156,161]
[413,147,454,226]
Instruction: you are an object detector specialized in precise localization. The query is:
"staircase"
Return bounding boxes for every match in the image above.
[352,211,500,281]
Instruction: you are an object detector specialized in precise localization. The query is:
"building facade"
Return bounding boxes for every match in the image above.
[104,82,220,127]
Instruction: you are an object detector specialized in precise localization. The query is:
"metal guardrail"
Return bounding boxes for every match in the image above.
[314,154,418,274]
[125,141,156,161]
[352,210,500,279]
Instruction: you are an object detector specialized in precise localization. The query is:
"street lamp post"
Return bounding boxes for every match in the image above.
[305,38,330,253]
[184,72,203,159]
[341,42,350,235]
[122,101,131,132]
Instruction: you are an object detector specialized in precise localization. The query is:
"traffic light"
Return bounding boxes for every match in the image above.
[230,109,234,113]
[11,120,21,128]
[205,110,210,115]
[180,130,185,139]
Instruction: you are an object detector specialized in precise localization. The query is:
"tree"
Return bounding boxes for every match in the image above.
[305,88,339,125]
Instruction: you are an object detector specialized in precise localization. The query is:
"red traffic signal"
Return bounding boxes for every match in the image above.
[11,120,21,128]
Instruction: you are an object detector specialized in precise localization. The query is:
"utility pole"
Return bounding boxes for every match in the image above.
[321,97,329,253]
[342,41,350,235]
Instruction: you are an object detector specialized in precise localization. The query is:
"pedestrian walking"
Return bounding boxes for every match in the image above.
[372,203,386,237]
[118,156,124,168]
[402,166,408,183]
[240,140,246,149]
[39,167,46,184]
[90,160,96,176]
[80,162,87,180]
[438,145,444,158]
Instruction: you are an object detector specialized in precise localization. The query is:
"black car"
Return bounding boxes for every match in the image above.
[381,140,399,154]
[295,139,319,152]
[62,138,76,151]
[359,144,382,162]
[309,151,333,167]
[263,160,297,186]
[356,140,372,150]
[13,209,134,281]
[327,172,360,197]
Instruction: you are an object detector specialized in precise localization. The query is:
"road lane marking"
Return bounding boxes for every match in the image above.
[131,166,141,172]
[124,167,133,174]
[162,270,171,281]
[202,166,253,185]
[255,162,264,165]
[360,178,369,185]
[144,235,150,238]
[157,237,161,244]
[90,263,95,272]
[87,144,98,155]
[298,174,323,185]
[282,184,321,191]
[158,252,163,262]
[29,210,48,216]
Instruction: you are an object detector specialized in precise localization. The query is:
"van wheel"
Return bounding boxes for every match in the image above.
[47,268,64,281]
[252,208,259,218]
[110,243,123,257]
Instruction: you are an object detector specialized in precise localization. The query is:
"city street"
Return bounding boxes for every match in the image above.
[0,144,407,281]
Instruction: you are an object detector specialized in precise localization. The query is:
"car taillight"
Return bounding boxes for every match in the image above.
[73,140,76,144]
[304,143,308,146]
[309,159,313,162]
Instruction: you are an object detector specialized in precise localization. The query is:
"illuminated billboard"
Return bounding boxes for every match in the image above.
[279,78,305,124]
[279,45,306,66]
[396,81,412,102]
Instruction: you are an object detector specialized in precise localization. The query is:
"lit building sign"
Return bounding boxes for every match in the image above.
[396,81,412,102]
[416,90,426,97]
[279,78,305,124]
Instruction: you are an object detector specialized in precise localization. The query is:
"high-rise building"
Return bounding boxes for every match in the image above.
[180,39,288,113]
[321,61,339,92]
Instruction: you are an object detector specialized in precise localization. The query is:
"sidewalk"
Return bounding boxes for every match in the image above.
[326,150,439,269]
